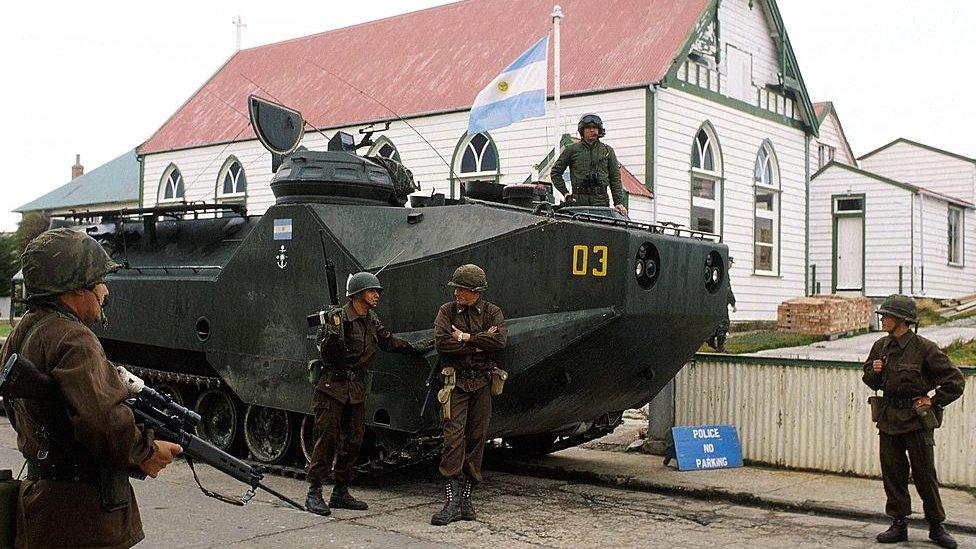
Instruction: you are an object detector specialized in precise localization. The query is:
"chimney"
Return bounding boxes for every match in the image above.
[71,154,84,179]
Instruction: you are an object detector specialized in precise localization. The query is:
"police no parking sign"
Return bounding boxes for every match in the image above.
[671,425,743,471]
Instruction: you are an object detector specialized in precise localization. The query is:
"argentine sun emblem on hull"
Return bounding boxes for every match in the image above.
[497,80,509,93]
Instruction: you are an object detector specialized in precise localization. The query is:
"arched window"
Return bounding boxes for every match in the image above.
[368,137,401,162]
[690,123,722,235]
[159,164,185,203]
[458,133,498,177]
[451,132,500,197]
[217,158,246,198]
[754,141,780,274]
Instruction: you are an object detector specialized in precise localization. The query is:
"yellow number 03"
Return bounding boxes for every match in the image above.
[572,245,608,277]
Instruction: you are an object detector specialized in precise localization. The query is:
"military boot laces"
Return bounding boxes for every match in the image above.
[330,483,369,510]
[431,479,463,526]
[458,478,476,521]
[305,487,332,516]
[876,517,908,544]
[929,523,958,549]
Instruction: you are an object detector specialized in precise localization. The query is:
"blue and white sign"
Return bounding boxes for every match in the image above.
[671,425,743,471]
[273,218,293,241]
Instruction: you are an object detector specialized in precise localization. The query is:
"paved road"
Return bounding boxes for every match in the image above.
[1,420,972,548]
[752,322,976,361]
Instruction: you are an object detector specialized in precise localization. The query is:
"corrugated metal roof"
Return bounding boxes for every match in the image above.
[621,164,651,198]
[813,161,974,208]
[139,0,707,155]
[812,101,829,126]
[15,150,140,212]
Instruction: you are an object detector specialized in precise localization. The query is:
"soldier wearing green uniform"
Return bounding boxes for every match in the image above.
[862,295,965,548]
[430,264,507,526]
[0,229,182,548]
[550,113,628,217]
[305,272,423,516]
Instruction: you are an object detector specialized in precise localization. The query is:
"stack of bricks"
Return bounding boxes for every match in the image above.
[777,295,872,335]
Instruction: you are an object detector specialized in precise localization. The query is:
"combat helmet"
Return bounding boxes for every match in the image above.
[876,294,918,324]
[577,114,606,138]
[447,264,488,292]
[22,228,121,300]
[346,272,383,297]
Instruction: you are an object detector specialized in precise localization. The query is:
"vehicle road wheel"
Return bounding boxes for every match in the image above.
[194,389,241,453]
[152,383,184,406]
[244,405,293,464]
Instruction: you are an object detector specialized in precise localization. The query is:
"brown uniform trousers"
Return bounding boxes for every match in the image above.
[307,303,412,486]
[434,298,506,482]
[0,306,156,549]
[863,331,965,523]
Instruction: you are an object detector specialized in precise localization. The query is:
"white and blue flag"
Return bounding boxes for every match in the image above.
[467,35,549,135]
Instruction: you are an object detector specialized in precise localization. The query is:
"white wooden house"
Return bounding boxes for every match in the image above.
[134,0,822,320]
[810,101,856,170]
[810,155,975,299]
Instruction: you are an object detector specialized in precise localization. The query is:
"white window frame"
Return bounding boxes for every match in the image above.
[455,132,499,183]
[216,158,246,201]
[158,164,185,204]
[753,143,780,275]
[690,125,722,236]
[817,143,835,169]
[948,205,964,266]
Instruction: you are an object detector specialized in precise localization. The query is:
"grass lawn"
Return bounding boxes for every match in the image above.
[0,324,11,338]
[943,339,976,367]
[698,330,827,355]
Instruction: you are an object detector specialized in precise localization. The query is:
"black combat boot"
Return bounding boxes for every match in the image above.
[330,483,369,510]
[876,517,907,543]
[305,485,332,516]
[430,479,462,526]
[928,522,958,549]
[458,478,476,521]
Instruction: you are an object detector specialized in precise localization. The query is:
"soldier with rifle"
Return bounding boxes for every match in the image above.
[0,228,183,548]
[305,272,428,516]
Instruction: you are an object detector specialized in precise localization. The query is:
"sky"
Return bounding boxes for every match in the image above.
[0,0,973,232]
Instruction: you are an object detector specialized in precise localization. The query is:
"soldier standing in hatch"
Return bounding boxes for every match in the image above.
[430,264,507,526]
[550,113,628,217]
[305,272,425,516]
[863,294,965,548]
[0,228,182,548]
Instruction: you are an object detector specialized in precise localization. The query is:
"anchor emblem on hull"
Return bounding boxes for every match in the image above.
[276,245,288,269]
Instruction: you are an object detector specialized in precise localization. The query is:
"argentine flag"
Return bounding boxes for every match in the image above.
[467,36,549,135]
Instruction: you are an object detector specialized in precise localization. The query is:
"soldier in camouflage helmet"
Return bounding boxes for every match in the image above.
[862,294,964,548]
[430,264,507,525]
[305,271,427,516]
[0,229,182,548]
[550,113,628,217]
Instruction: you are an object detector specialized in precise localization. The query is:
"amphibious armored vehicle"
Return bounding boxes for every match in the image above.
[35,98,729,469]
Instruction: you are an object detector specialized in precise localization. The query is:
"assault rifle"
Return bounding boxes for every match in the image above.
[0,353,304,511]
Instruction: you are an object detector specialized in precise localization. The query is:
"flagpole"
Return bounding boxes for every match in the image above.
[551,5,563,174]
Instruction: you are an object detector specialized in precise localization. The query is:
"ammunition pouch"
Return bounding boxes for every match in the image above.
[438,367,456,420]
[0,470,18,549]
[914,404,942,430]
[490,368,508,396]
[331,369,366,382]
[577,172,603,194]
[868,395,884,423]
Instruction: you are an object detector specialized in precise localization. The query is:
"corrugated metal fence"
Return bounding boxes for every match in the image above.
[675,354,976,488]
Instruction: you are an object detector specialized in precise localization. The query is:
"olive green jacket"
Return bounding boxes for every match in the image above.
[550,140,624,205]
[862,331,965,435]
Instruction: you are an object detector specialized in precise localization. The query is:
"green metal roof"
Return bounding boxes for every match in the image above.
[15,150,140,213]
